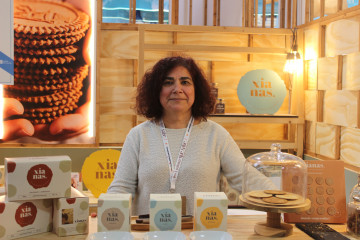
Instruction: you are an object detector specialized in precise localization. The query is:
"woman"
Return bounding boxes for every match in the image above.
[107,56,274,215]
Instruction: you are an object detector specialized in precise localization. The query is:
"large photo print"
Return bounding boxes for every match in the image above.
[2,0,95,144]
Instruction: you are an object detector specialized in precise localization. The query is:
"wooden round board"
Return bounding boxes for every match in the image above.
[130,216,193,231]
[239,195,311,214]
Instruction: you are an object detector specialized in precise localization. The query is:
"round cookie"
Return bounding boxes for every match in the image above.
[317,206,325,215]
[315,177,324,185]
[14,0,90,35]
[262,196,288,204]
[316,186,324,195]
[316,195,325,205]
[326,187,334,195]
[264,190,287,195]
[327,206,337,216]
[276,193,300,200]
[247,190,272,198]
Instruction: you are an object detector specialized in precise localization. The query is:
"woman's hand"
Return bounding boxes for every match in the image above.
[2,98,34,141]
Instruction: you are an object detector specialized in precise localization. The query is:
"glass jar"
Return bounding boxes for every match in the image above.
[242,143,308,203]
[215,98,225,114]
[347,174,360,236]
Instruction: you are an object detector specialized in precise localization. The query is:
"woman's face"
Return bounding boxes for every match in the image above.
[160,66,195,116]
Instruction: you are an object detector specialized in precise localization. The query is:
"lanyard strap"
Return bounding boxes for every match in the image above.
[160,116,194,193]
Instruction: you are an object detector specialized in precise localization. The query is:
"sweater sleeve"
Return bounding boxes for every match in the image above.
[219,132,277,193]
[107,127,139,197]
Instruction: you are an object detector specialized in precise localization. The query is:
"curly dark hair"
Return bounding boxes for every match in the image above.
[135,56,216,120]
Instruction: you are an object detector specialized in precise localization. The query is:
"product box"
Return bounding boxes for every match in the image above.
[71,172,83,191]
[194,192,228,231]
[284,160,347,223]
[0,196,53,239]
[97,193,132,232]
[0,166,4,187]
[5,155,71,201]
[149,193,182,231]
[0,188,4,197]
[53,187,89,237]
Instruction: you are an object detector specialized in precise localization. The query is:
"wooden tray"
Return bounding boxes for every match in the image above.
[130,216,193,231]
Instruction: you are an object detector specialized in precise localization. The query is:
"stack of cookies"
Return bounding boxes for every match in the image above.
[4,0,90,124]
[244,189,303,206]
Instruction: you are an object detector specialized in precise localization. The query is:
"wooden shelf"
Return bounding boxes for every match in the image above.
[209,114,304,157]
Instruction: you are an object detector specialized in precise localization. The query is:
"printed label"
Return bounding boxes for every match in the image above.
[154,208,177,231]
[101,208,124,230]
[27,164,53,189]
[200,207,223,229]
[15,202,37,227]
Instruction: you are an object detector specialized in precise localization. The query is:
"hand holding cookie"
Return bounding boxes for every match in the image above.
[2,98,34,140]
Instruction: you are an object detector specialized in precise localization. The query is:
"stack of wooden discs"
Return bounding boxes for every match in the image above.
[244,190,304,206]
[4,0,90,125]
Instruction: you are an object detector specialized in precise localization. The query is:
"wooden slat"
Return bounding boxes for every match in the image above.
[310,0,314,22]
[305,120,316,153]
[159,0,164,24]
[249,0,254,27]
[189,0,192,25]
[292,0,297,28]
[204,0,207,25]
[280,0,286,28]
[263,0,266,28]
[317,90,324,122]
[319,25,326,58]
[320,0,325,18]
[337,55,343,90]
[287,0,291,29]
[271,0,275,28]
[337,0,343,11]
[143,44,287,54]
[305,0,310,24]
[255,0,259,27]
[171,0,179,25]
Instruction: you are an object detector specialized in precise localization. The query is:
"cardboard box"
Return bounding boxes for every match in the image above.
[97,193,132,232]
[53,187,89,237]
[194,192,228,231]
[0,166,4,187]
[149,194,182,231]
[0,196,53,239]
[5,155,71,201]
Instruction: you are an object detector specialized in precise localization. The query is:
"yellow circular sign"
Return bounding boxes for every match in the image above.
[81,149,120,198]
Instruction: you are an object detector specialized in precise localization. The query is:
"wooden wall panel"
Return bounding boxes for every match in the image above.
[177,32,248,47]
[343,52,360,90]
[100,59,134,87]
[325,19,359,57]
[144,32,173,44]
[305,90,318,121]
[307,59,318,90]
[315,122,340,159]
[323,90,359,127]
[341,127,360,167]
[221,123,286,140]
[99,115,134,144]
[305,120,316,153]
[317,56,338,90]
[304,25,319,60]
[101,31,139,59]
[100,87,136,102]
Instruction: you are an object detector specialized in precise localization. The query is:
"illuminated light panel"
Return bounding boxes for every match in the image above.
[0,85,4,139]
[87,0,96,139]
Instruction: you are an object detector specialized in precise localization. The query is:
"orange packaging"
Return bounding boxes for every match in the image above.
[284,160,347,223]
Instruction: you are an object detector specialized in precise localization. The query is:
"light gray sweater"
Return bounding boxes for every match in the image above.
[107,119,274,215]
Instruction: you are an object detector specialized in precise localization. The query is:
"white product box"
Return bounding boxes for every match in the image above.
[0,188,4,197]
[149,193,182,231]
[71,172,83,191]
[5,155,71,201]
[0,196,53,239]
[53,187,89,237]
[97,193,132,232]
[0,166,4,187]
[194,192,228,231]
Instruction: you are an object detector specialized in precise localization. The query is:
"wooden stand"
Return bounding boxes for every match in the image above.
[239,195,311,237]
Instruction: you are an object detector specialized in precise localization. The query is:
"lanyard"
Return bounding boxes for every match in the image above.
[159,116,194,193]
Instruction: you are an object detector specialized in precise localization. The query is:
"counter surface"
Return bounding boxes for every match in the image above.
[19,211,356,240]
